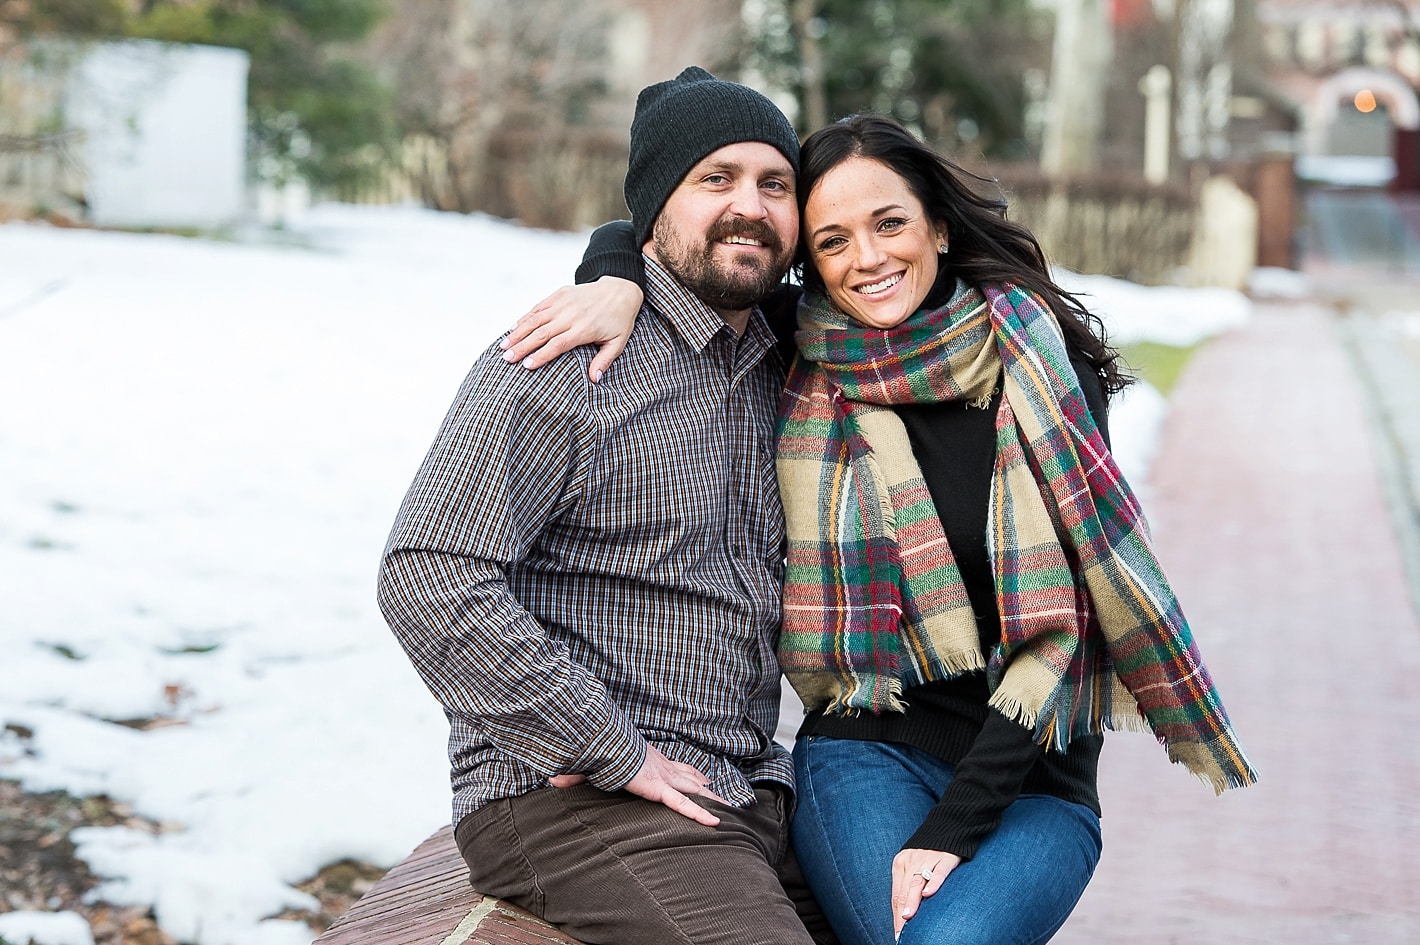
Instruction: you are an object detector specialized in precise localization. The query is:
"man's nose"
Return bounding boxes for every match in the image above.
[727,183,769,220]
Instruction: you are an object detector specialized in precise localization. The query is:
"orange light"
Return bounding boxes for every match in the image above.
[1354,89,1377,113]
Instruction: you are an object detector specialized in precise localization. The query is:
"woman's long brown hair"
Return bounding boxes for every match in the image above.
[796,114,1131,397]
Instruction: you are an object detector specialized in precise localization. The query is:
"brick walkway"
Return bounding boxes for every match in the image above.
[1056,302,1420,943]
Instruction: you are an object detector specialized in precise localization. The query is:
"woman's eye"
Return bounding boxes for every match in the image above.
[879,218,906,232]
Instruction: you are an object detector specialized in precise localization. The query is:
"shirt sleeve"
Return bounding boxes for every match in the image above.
[902,708,1044,858]
[762,284,802,355]
[903,355,1113,861]
[378,351,648,792]
[575,220,644,287]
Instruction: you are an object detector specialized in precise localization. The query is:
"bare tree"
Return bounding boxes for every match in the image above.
[372,0,614,217]
[1172,0,1235,166]
[1040,0,1113,175]
[789,0,827,132]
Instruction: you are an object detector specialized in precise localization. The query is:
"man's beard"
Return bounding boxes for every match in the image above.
[652,215,793,312]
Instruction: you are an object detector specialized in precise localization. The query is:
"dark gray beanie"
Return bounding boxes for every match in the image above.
[626,66,800,247]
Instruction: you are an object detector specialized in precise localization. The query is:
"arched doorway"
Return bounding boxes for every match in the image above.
[1305,67,1420,191]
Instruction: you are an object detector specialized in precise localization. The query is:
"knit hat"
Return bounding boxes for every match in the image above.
[626,66,800,246]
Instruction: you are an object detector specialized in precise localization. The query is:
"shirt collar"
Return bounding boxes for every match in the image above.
[643,253,757,353]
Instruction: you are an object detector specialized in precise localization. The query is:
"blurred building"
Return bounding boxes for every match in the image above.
[0,40,249,228]
[1076,0,1420,275]
[1256,0,1420,190]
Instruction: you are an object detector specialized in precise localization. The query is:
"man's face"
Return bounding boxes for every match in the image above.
[649,142,798,316]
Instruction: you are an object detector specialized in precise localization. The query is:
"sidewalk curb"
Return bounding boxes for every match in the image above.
[1333,305,1420,618]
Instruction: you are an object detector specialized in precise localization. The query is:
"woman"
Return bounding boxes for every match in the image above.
[507,115,1255,945]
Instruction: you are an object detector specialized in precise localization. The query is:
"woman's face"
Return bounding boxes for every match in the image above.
[803,156,948,330]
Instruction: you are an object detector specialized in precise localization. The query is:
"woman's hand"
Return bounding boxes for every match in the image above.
[547,747,727,827]
[891,847,962,939]
[547,774,587,788]
[502,276,644,382]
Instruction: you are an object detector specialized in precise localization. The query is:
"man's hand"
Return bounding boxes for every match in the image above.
[502,276,643,382]
[891,847,961,939]
[548,745,725,827]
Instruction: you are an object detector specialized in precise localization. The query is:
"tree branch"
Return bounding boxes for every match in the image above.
[0,131,81,155]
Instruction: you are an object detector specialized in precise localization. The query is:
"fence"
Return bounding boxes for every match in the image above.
[342,132,1274,290]
[991,166,1199,286]
[338,129,630,231]
[0,49,86,219]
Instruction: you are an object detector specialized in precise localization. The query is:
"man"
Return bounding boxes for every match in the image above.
[378,67,834,945]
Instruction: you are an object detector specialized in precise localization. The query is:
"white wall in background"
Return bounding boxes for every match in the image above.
[69,40,248,228]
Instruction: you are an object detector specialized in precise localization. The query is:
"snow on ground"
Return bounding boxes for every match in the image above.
[1248,266,1314,301]
[0,204,1251,945]
[0,911,96,945]
[1057,269,1252,347]
[1382,308,1420,338]
[1294,154,1396,188]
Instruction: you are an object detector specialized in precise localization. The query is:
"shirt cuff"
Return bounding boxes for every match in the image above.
[579,709,649,792]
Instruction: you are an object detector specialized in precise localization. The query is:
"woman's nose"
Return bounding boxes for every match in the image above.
[853,237,887,271]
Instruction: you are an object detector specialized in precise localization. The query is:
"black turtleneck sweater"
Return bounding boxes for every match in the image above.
[577,222,1106,860]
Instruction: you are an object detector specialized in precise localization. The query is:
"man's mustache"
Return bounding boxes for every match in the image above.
[705,218,785,256]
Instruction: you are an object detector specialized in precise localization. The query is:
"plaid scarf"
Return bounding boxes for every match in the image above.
[776,280,1257,792]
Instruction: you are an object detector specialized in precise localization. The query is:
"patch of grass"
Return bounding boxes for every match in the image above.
[26,535,74,551]
[112,224,239,243]
[1117,341,1199,397]
[0,779,169,942]
[41,642,84,661]
[271,858,388,933]
[159,643,221,655]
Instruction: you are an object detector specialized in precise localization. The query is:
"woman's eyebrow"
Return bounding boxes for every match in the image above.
[810,204,907,240]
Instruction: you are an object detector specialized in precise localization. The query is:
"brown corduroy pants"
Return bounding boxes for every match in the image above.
[455,783,838,945]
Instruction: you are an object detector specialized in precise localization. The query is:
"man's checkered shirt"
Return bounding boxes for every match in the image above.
[379,256,793,826]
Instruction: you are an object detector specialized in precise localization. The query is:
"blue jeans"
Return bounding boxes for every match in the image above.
[792,736,1102,945]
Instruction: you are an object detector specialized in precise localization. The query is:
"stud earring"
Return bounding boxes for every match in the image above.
[938,243,950,254]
